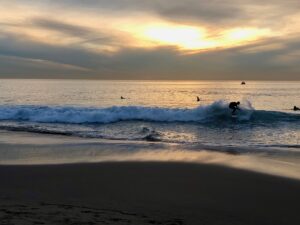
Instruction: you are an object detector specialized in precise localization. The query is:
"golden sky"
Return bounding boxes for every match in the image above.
[0,0,300,79]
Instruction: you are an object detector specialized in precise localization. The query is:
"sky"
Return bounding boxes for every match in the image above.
[0,0,300,80]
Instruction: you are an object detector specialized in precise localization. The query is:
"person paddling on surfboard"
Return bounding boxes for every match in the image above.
[229,101,240,115]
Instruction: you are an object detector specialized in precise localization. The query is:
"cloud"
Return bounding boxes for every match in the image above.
[1,28,300,80]
[26,0,299,27]
[3,0,300,26]
[0,55,92,78]
[0,32,100,70]
[32,18,95,37]
[0,0,300,80]
[30,17,121,47]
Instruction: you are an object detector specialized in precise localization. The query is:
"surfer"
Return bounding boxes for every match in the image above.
[293,106,300,111]
[197,96,200,102]
[229,101,240,115]
[121,96,125,100]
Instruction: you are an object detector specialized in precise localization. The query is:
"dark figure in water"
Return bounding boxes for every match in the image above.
[121,96,125,100]
[197,96,200,102]
[294,106,300,111]
[229,101,240,114]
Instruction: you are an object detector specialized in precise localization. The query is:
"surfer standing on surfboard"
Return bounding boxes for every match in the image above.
[229,101,240,115]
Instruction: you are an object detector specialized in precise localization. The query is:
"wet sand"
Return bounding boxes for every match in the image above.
[1,161,299,225]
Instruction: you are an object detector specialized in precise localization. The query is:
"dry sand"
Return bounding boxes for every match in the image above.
[0,161,299,225]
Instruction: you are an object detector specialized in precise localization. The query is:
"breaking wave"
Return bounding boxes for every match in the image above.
[0,100,299,124]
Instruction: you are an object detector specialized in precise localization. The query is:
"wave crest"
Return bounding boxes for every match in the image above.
[0,101,298,124]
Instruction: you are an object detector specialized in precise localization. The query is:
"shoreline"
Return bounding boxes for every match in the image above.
[1,161,300,225]
[0,130,300,180]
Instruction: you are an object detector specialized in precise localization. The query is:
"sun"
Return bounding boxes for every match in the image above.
[144,26,202,45]
[140,24,270,52]
[142,25,217,50]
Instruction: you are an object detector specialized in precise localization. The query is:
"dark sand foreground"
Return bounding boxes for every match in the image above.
[0,162,299,225]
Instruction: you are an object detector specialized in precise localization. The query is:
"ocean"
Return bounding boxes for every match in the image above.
[0,79,299,167]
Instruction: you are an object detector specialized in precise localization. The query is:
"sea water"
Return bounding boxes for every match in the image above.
[0,79,299,159]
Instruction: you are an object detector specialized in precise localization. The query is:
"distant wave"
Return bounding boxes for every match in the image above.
[0,101,299,124]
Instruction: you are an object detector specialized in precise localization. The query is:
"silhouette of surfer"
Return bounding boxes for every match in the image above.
[293,106,300,111]
[197,96,200,102]
[229,101,240,115]
[120,96,125,100]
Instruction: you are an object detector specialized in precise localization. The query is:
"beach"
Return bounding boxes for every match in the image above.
[0,134,300,225]
[1,160,300,225]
